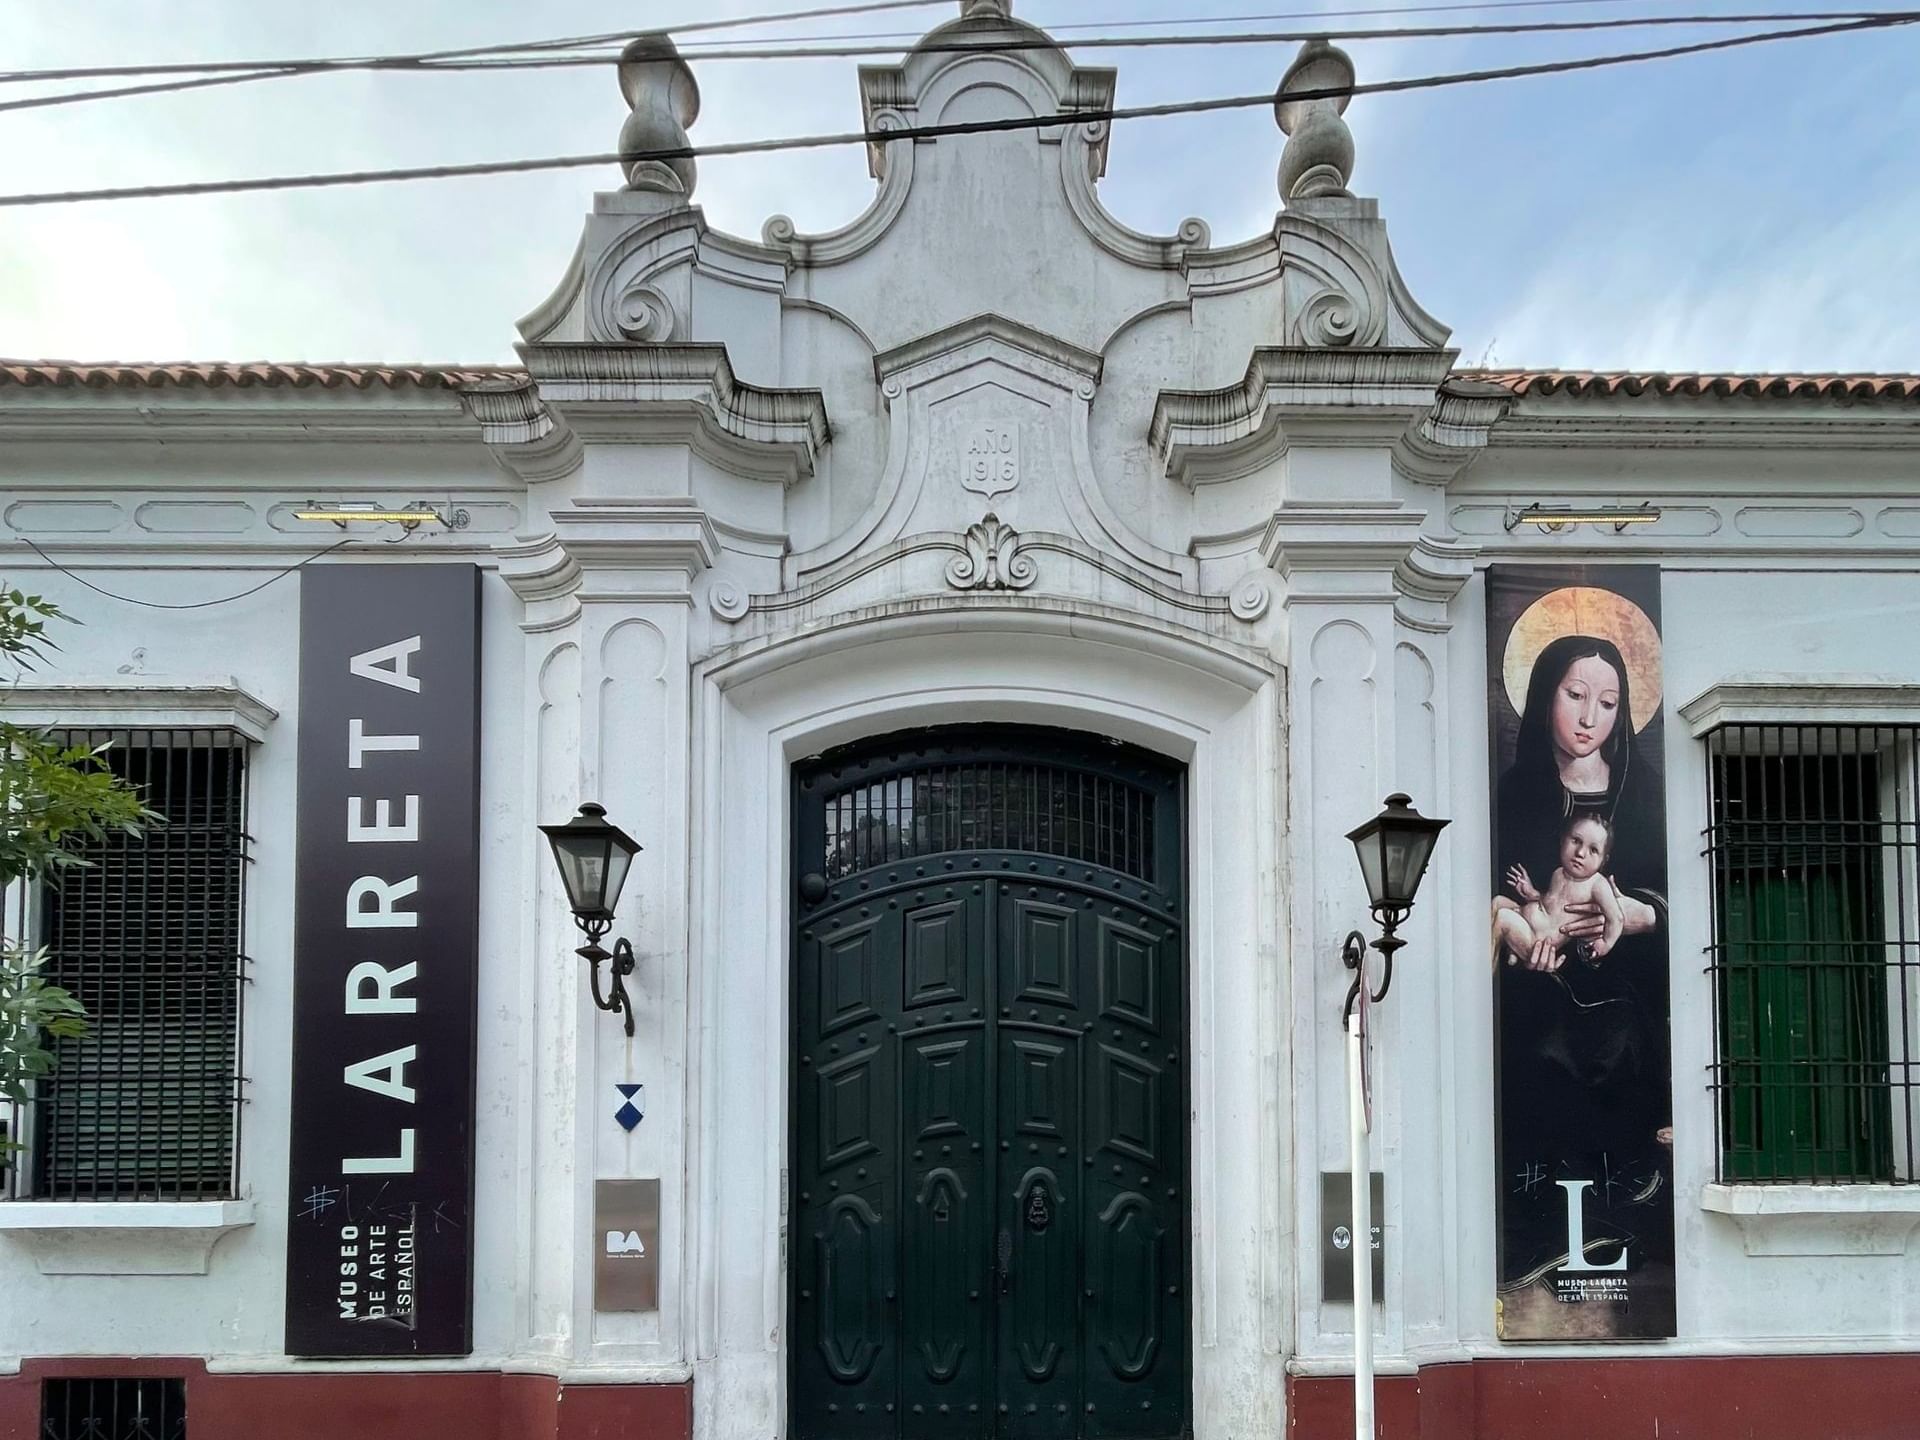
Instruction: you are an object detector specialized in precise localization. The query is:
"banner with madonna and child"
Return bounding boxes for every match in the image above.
[1486,564,1675,1340]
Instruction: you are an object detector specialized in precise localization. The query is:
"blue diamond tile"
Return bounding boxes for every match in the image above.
[615,1082,644,1132]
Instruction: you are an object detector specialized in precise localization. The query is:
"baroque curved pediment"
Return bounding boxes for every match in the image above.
[752,0,1213,283]
[790,313,1189,588]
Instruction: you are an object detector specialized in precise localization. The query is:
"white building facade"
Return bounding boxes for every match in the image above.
[5,6,1920,1438]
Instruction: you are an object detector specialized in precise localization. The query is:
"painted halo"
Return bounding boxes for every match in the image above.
[1501,586,1663,734]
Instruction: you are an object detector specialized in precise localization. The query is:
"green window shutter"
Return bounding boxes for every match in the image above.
[1714,744,1895,1185]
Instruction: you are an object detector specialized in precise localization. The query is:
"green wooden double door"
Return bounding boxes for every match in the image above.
[790,729,1191,1440]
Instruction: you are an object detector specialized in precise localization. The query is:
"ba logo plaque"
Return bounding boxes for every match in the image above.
[594,1179,661,1312]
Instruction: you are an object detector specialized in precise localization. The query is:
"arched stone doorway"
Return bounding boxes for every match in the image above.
[788,726,1192,1440]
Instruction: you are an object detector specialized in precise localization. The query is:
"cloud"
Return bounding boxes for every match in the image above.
[1483,184,1920,373]
[0,0,1913,372]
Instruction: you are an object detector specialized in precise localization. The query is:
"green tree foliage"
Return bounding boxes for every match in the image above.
[0,589,151,1142]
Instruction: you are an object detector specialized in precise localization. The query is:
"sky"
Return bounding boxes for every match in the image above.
[2,0,1916,373]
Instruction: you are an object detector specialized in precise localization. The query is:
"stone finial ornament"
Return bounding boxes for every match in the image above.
[1275,40,1356,204]
[617,34,700,196]
[960,0,1012,16]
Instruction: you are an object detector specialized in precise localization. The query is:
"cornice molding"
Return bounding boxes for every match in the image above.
[550,496,719,576]
[497,497,721,628]
[477,343,830,488]
[1701,1184,1920,1258]
[1392,532,1480,633]
[1392,381,1512,486]
[523,343,829,444]
[462,380,585,484]
[0,394,480,445]
[1258,499,1469,629]
[494,532,585,633]
[1484,409,1920,451]
[0,1199,254,1276]
[872,312,1103,389]
[0,678,278,741]
[1680,678,1920,735]
[1152,347,1459,487]
[1261,499,1427,576]
[731,524,1246,633]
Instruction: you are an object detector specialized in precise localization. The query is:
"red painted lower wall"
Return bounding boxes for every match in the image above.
[0,1360,692,1440]
[10,1354,1920,1439]
[1290,1353,1920,1440]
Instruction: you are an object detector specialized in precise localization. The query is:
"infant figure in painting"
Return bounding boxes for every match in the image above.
[1493,813,1624,970]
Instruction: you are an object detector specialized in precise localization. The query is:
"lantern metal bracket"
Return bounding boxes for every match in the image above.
[1340,914,1408,1027]
[574,915,637,1038]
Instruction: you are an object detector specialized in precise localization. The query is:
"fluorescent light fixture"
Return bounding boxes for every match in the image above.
[294,504,444,526]
[1504,502,1662,534]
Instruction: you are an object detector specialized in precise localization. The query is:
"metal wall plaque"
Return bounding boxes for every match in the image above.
[595,1179,661,1313]
[284,564,482,1357]
[1320,1171,1385,1304]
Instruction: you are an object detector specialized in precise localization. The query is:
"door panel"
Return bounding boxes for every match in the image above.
[996,1021,1082,1440]
[795,901,903,1439]
[792,728,1189,1440]
[902,1010,992,1434]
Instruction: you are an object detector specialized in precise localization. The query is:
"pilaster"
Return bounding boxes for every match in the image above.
[1268,492,1473,1373]
[498,497,717,1377]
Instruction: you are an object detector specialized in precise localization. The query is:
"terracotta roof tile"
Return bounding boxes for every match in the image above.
[1456,370,1920,402]
[4,361,1918,406]
[0,361,524,390]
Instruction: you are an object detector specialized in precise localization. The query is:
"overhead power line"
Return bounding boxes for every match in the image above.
[17,535,358,610]
[0,69,308,117]
[0,0,1882,83]
[676,0,1747,47]
[427,11,1917,66]
[5,10,1910,119]
[457,0,959,50]
[0,13,1910,210]
[670,0,1772,49]
[0,0,960,84]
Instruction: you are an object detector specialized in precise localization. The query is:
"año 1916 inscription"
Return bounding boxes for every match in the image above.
[960,420,1020,500]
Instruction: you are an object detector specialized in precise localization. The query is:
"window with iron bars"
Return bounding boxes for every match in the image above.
[41,1376,188,1440]
[1704,722,1919,1184]
[2,728,250,1201]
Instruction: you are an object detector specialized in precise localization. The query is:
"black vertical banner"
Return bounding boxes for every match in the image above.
[285,564,481,1357]
[1486,565,1676,1340]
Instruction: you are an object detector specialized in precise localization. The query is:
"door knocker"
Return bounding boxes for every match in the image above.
[1024,1183,1052,1231]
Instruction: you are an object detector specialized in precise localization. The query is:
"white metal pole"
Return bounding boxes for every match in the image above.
[1348,1010,1374,1440]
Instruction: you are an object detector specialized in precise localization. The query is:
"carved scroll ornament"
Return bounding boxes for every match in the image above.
[945,515,1037,592]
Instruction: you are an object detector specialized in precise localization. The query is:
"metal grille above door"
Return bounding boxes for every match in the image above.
[791,727,1190,1440]
[820,748,1167,884]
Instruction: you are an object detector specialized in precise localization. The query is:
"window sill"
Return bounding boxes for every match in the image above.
[1701,1183,1920,1257]
[0,1199,253,1275]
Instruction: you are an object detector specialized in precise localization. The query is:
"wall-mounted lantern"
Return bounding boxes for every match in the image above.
[540,802,642,1037]
[1340,791,1450,1018]
[1337,791,1449,1440]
